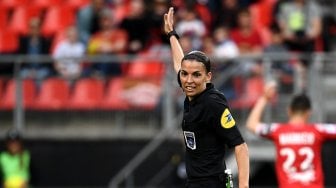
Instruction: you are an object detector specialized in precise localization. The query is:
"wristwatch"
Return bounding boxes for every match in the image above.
[167,30,180,40]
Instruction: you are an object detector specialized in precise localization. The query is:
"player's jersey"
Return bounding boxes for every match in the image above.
[256,123,336,188]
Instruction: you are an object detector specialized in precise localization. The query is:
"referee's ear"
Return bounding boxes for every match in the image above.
[206,72,212,83]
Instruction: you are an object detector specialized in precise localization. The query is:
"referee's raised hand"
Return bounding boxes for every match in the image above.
[163,7,174,34]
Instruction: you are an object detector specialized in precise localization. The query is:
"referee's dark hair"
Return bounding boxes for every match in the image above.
[290,94,311,113]
[182,51,211,73]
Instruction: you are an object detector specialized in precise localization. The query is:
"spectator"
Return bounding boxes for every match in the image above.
[212,25,240,100]
[0,129,31,188]
[77,0,109,44]
[213,25,239,59]
[87,9,128,77]
[52,26,86,81]
[264,26,294,93]
[179,35,193,54]
[147,0,171,45]
[276,0,322,91]
[231,8,263,76]
[175,7,207,50]
[276,0,321,62]
[201,36,215,56]
[231,8,263,55]
[119,0,151,53]
[213,0,241,29]
[18,17,54,83]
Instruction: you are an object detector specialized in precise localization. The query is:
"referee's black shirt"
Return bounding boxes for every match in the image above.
[182,83,245,180]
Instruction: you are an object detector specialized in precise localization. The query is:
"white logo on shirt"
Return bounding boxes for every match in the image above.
[184,131,196,150]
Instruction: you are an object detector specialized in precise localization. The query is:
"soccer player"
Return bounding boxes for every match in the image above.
[246,82,336,188]
[164,7,249,188]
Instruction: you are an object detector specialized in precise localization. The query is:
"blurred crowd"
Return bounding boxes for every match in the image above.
[0,0,335,103]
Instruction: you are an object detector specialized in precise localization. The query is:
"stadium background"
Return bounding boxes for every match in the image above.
[1,0,336,187]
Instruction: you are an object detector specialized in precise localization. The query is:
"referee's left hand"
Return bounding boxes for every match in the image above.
[163,7,175,34]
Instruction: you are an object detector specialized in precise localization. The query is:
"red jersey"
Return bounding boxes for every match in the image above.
[256,123,336,188]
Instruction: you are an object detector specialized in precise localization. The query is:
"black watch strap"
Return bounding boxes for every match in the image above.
[167,30,180,40]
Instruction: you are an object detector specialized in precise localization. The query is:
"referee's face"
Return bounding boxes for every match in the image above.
[180,60,212,100]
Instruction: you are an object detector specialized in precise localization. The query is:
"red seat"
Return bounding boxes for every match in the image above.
[0,0,28,9]
[31,0,62,10]
[127,62,164,78]
[0,78,5,99]
[100,77,162,110]
[0,79,36,110]
[41,6,75,37]
[64,0,89,11]
[0,29,18,53]
[100,77,129,110]
[0,6,9,29]
[68,78,104,110]
[33,78,70,110]
[231,76,264,109]
[8,6,42,35]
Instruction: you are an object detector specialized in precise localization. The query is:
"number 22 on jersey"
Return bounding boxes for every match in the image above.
[280,147,315,183]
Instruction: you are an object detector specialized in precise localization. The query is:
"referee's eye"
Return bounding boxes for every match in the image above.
[180,71,188,77]
[192,72,201,77]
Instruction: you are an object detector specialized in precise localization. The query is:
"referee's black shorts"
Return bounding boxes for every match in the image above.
[186,174,226,188]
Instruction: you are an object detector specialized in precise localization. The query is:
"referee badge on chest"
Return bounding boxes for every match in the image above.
[184,131,196,150]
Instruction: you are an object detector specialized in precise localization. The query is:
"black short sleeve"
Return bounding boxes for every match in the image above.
[206,95,245,148]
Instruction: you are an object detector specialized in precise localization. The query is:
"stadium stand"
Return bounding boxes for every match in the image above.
[33,78,70,110]
[0,5,8,29]
[0,29,18,53]
[68,78,105,110]
[8,5,43,35]
[41,6,76,37]
[100,77,130,110]
[0,0,28,10]
[0,79,36,110]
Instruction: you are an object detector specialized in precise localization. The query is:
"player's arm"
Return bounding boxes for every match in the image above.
[234,143,249,188]
[164,7,184,73]
[246,82,277,133]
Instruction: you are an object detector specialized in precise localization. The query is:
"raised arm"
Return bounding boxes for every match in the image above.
[164,7,184,73]
[246,82,277,133]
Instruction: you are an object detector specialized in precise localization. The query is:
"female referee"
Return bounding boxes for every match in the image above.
[164,7,249,188]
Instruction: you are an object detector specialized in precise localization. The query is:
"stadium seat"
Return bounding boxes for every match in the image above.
[0,79,36,110]
[0,6,9,29]
[100,77,129,110]
[121,77,162,110]
[0,78,5,99]
[64,0,89,11]
[68,78,104,110]
[8,5,42,35]
[0,0,28,10]
[127,50,165,78]
[31,0,62,10]
[0,29,18,53]
[127,61,164,78]
[33,78,70,110]
[41,6,75,37]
